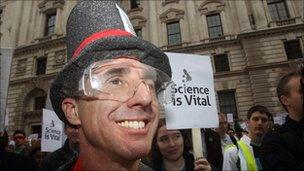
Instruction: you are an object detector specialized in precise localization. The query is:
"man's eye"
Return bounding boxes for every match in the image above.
[106,77,124,86]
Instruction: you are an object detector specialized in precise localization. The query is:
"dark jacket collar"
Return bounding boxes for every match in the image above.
[284,116,304,135]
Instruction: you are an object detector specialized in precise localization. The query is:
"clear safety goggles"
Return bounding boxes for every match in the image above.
[76,59,174,105]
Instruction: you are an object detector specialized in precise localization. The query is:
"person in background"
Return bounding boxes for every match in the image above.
[151,119,212,171]
[0,130,38,171]
[223,105,272,171]
[261,70,304,170]
[227,127,236,138]
[200,128,223,170]
[29,140,47,171]
[12,130,30,156]
[215,113,238,153]
[42,124,79,170]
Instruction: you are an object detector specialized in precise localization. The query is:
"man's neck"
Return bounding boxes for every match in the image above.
[79,133,139,171]
[289,111,303,122]
[248,133,262,145]
[163,156,185,171]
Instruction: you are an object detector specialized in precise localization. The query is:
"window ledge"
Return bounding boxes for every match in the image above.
[24,110,42,117]
[162,0,179,6]
[201,35,237,43]
[35,33,63,43]
[127,7,143,13]
[268,17,301,27]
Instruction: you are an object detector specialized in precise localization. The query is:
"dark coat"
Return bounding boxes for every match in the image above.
[203,129,223,171]
[0,150,38,171]
[42,139,78,171]
[261,116,304,171]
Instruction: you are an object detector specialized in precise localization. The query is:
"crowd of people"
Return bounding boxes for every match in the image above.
[1,0,303,170]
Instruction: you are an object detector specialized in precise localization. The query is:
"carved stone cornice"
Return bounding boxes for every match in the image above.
[162,0,180,6]
[23,110,42,119]
[245,59,304,71]
[163,35,239,53]
[198,0,225,15]
[130,15,147,27]
[238,23,304,39]
[38,0,65,13]
[9,73,57,86]
[159,8,185,23]
[14,37,66,56]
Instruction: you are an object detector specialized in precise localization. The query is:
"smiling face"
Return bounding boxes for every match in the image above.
[156,125,184,162]
[68,58,161,161]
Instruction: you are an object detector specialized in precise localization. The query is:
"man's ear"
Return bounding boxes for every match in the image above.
[62,98,81,126]
[280,95,289,106]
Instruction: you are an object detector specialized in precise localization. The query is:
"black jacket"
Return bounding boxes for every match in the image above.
[261,116,304,171]
[204,129,223,171]
[42,139,78,171]
[0,150,38,171]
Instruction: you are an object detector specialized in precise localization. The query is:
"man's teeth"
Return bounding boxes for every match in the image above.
[117,121,145,129]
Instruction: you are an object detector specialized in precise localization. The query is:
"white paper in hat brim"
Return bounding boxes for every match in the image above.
[116,4,136,36]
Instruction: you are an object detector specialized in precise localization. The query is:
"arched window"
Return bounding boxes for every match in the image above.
[24,88,47,112]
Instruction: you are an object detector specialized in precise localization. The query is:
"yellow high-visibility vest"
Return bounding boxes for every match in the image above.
[224,140,259,171]
[238,140,258,171]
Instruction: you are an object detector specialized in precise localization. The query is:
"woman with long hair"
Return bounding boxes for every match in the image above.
[151,119,212,171]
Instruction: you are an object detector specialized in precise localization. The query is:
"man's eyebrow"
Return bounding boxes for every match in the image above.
[103,67,131,76]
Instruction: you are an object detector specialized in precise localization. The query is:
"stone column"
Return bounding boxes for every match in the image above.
[185,0,199,42]
[234,0,251,33]
[148,0,159,46]
[251,0,268,29]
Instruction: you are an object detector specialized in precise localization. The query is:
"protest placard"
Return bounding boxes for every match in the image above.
[165,52,218,129]
[227,113,234,123]
[41,109,64,152]
[165,52,218,158]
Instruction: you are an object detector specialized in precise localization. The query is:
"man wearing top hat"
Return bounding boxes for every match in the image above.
[49,0,172,170]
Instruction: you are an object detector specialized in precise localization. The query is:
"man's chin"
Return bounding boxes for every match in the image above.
[120,142,151,159]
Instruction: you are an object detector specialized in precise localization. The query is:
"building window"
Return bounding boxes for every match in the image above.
[214,54,230,72]
[218,90,238,118]
[31,125,42,134]
[36,57,47,75]
[135,28,142,38]
[130,0,140,9]
[206,13,223,38]
[167,21,181,45]
[34,96,46,110]
[45,12,56,36]
[284,40,303,60]
[267,0,289,21]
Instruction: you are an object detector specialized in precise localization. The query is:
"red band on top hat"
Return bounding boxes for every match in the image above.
[72,29,133,59]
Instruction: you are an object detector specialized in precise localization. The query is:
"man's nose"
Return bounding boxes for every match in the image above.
[127,81,153,107]
[257,119,263,124]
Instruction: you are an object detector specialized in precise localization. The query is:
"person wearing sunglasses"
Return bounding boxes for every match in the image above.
[12,130,30,156]
[261,70,304,171]
[49,0,172,170]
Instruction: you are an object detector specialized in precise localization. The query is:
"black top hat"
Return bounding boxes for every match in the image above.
[50,0,171,125]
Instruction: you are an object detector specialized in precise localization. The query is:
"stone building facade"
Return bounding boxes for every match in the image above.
[1,0,303,135]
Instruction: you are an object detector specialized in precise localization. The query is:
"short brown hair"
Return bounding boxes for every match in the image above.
[277,71,301,111]
[247,105,272,120]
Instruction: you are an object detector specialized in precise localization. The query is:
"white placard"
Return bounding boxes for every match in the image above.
[165,52,218,129]
[227,113,234,123]
[41,109,64,152]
